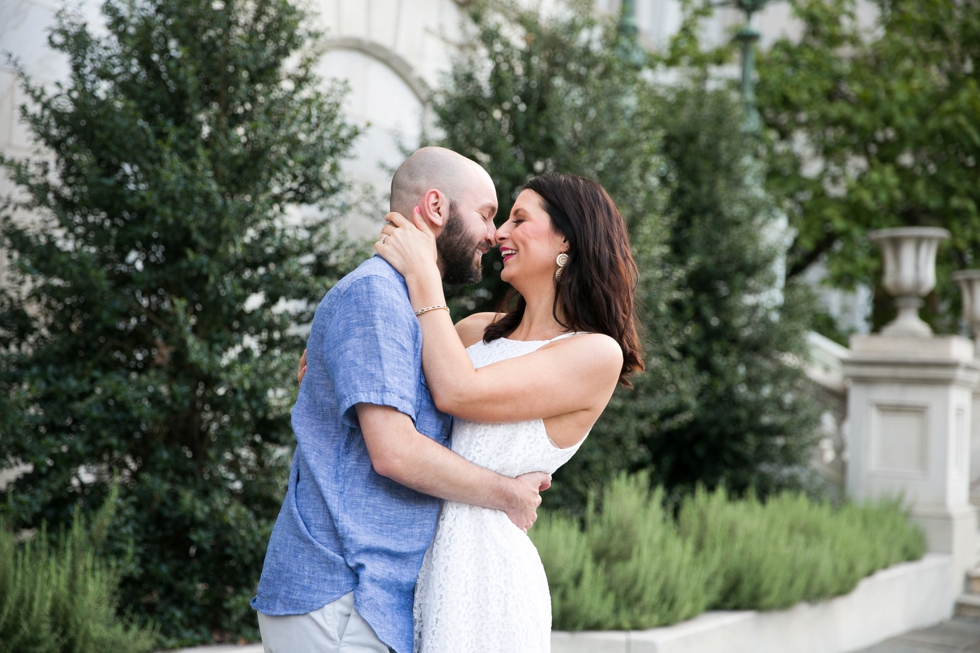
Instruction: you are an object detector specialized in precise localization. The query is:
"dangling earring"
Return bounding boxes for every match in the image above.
[555,252,569,282]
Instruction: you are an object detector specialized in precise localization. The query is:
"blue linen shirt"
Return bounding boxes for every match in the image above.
[251,256,452,653]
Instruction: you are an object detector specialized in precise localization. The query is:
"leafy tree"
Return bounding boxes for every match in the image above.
[434,1,820,509]
[432,0,665,310]
[756,0,980,332]
[640,82,822,498]
[0,0,360,643]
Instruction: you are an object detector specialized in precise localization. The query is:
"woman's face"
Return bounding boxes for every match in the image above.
[496,189,567,287]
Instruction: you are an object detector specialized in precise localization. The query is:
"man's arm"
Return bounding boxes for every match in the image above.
[356,403,550,532]
[296,351,550,529]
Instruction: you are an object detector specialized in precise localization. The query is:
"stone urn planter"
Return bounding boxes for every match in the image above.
[952,269,980,339]
[868,226,950,337]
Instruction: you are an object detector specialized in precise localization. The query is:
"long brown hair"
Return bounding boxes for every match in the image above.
[484,173,644,386]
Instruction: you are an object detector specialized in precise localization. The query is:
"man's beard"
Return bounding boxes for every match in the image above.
[438,202,484,285]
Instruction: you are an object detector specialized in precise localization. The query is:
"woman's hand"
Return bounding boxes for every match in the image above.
[375,208,439,283]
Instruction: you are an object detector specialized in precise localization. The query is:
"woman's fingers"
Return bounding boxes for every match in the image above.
[412,207,436,238]
[378,210,419,246]
[378,208,436,249]
[376,205,438,279]
[383,211,411,228]
[378,207,437,241]
[297,349,307,385]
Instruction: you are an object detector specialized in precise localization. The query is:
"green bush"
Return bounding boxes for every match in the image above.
[0,0,361,643]
[678,487,926,611]
[0,492,155,653]
[532,473,927,631]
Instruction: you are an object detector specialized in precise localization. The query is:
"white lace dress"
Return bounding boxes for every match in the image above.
[413,336,587,653]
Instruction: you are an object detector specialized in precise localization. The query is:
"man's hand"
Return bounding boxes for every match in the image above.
[504,472,552,533]
[297,349,307,385]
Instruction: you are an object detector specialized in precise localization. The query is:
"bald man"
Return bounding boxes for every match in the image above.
[251,148,551,653]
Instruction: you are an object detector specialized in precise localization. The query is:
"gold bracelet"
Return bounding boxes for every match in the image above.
[414,305,450,316]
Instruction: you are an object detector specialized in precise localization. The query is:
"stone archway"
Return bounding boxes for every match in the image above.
[312,39,431,237]
[317,37,429,104]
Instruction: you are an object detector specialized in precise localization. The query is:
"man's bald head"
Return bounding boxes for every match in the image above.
[390,147,491,217]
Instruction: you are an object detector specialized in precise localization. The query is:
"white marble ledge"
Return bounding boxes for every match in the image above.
[553,553,954,653]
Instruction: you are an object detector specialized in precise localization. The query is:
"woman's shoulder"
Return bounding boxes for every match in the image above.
[546,332,623,365]
[454,312,506,347]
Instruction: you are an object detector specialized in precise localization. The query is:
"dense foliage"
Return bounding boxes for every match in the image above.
[755,0,980,332]
[0,0,360,643]
[0,489,156,653]
[531,473,927,631]
[640,84,822,498]
[435,1,821,510]
[432,1,668,309]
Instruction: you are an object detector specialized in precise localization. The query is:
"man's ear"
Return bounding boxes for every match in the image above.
[418,189,448,230]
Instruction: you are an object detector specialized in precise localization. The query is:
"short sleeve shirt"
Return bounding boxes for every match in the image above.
[251,256,452,653]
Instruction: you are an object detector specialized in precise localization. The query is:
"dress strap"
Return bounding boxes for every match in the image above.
[547,331,586,342]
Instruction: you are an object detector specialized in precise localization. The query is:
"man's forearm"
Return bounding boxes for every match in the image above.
[382,432,518,512]
[357,403,546,530]
[357,403,518,512]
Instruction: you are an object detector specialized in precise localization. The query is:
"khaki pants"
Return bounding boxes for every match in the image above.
[257,592,393,653]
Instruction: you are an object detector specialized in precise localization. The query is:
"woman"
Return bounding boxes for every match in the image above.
[375,173,643,653]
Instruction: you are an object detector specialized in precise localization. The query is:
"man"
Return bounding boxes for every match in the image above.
[251,147,551,653]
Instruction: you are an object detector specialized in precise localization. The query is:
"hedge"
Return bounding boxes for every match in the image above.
[531,473,927,631]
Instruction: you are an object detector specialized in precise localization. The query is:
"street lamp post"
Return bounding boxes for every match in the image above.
[715,0,770,135]
[619,0,638,39]
[617,0,646,67]
[735,1,764,135]
[618,0,768,130]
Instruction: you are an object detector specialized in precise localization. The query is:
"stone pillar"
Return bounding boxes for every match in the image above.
[951,270,980,506]
[844,335,978,588]
[845,227,975,599]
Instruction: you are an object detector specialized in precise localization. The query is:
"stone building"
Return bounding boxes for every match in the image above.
[0,0,870,235]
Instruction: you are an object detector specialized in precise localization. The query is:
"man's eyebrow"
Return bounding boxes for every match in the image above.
[478,202,497,218]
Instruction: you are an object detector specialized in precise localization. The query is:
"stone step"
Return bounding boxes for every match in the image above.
[956,593,980,620]
[967,568,980,595]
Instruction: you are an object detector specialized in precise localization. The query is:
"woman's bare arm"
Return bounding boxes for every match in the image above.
[417,309,621,424]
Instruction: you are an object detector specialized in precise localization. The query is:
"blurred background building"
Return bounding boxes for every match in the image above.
[0,0,873,231]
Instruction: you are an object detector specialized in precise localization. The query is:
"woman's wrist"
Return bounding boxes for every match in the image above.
[405,268,446,311]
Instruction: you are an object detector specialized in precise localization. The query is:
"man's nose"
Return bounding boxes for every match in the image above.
[487,224,498,246]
